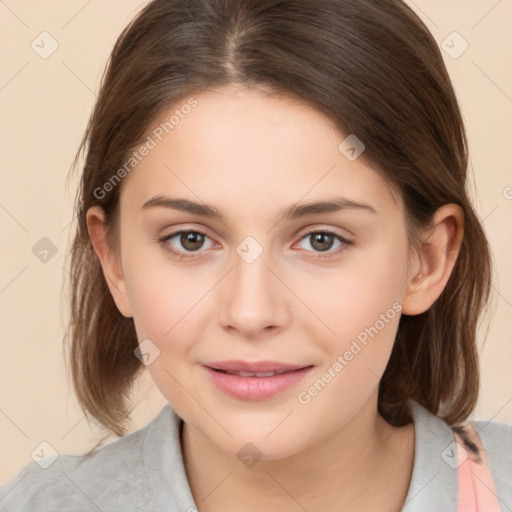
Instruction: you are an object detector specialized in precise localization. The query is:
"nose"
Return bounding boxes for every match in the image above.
[218,244,290,339]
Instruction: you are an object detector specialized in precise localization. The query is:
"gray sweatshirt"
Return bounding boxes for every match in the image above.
[1,400,511,511]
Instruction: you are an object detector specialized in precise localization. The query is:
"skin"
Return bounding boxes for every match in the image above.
[87,84,464,511]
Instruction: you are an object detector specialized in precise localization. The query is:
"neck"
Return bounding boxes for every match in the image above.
[181,394,415,512]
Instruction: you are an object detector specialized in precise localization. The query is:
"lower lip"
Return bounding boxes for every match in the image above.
[202,365,313,400]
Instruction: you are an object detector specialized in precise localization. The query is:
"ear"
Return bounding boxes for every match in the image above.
[401,203,464,316]
[86,206,133,318]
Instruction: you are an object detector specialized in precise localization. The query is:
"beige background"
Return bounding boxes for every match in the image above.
[1,0,511,484]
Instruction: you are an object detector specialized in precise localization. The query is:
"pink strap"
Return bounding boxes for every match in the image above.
[454,423,502,511]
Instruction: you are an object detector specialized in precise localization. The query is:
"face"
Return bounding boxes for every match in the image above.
[95,85,417,459]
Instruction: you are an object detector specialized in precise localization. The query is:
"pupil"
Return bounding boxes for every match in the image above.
[181,232,204,250]
[311,233,333,252]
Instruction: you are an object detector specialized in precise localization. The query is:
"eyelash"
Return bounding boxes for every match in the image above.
[157,228,353,261]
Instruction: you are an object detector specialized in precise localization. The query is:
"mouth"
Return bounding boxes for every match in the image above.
[202,360,314,400]
[205,360,310,373]
[210,369,295,377]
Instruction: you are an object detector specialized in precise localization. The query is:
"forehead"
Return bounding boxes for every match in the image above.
[119,86,401,221]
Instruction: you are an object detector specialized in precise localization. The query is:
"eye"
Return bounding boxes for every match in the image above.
[158,227,352,261]
[295,229,352,258]
[158,229,216,260]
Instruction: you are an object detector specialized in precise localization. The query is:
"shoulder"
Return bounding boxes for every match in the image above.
[402,400,512,511]
[474,417,512,454]
[0,422,150,511]
[473,418,512,508]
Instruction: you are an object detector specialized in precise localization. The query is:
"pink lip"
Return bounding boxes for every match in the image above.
[203,361,314,400]
[206,360,307,373]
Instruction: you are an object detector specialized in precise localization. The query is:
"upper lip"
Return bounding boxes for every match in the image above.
[205,360,310,373]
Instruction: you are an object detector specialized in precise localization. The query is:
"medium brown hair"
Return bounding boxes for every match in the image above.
[63,0,493,442]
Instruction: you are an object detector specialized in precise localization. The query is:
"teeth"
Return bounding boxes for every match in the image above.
[225,370,283,377]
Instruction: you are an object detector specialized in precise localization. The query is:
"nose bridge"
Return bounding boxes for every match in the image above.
[219,235,288,334]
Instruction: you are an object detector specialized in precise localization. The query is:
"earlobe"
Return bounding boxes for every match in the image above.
[401,204,464,316]
[86,206,133,318]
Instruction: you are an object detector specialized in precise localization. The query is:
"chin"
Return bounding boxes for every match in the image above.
[225,437,303,464]
[210,421,308,462]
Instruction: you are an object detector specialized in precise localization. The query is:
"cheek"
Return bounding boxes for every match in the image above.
[296,239,407,388]
[124,241,208,340]
[295,279,402,424]
[305,251,405,342]
[126,266,205,413]
[130,281,198,340]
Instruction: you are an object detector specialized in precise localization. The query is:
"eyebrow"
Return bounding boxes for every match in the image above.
[140,194,377,222]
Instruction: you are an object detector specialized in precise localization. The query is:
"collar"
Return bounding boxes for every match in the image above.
[401,399,458,511]
[141,399,457,511]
